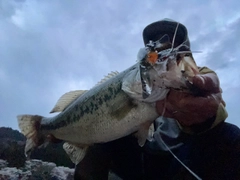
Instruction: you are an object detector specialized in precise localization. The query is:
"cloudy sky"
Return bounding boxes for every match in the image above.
[1,0,240,130]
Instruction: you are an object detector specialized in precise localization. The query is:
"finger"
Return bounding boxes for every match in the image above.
[192,73,220,93]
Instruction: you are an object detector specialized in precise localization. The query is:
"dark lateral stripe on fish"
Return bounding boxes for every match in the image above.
[41,82,123,131]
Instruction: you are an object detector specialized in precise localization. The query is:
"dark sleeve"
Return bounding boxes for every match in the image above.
[146,121,240,179]
[74,143,112,180]
[74,135,144,180]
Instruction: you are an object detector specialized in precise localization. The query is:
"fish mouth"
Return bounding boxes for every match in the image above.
[139,60,153,99]
[140,54,169,100]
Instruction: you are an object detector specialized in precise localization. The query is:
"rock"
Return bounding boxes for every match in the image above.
[0,159,74,180]
[0,167,31,180]
[109,172,123,180]
[51,166,74,180]
[0,159,8,169]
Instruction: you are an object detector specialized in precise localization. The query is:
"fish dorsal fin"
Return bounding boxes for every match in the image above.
[95,71,119,86]
[63,142,88,165]
[50,90,87,113]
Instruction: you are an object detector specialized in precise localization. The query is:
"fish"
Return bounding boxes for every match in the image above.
[17,64,163,165]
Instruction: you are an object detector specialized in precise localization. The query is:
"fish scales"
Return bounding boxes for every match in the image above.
[31,64,158,145]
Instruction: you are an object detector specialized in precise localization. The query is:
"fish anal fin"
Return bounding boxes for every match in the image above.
[63,142,88,165]
[50,90,87,113]
[135,121,153,147]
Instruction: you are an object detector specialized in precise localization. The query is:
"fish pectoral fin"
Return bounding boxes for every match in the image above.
[135,121,153,147]
[50,90,87,113]
[147,123,155,142]
[63,142,88,165]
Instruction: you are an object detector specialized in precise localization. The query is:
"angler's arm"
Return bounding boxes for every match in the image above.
[156,89,221,126]
[158,66,227,127]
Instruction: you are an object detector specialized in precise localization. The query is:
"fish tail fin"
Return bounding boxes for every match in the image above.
[17,115,44,157]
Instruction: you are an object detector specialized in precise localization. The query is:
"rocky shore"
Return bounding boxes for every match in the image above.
[0,159,74,180]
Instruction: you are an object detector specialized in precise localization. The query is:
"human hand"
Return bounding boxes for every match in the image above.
[156,68,224,126]
[156,89,222,126]
[185,71,221,95]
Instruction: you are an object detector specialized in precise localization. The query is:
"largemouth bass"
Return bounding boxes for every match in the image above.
[17,63,164,164]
